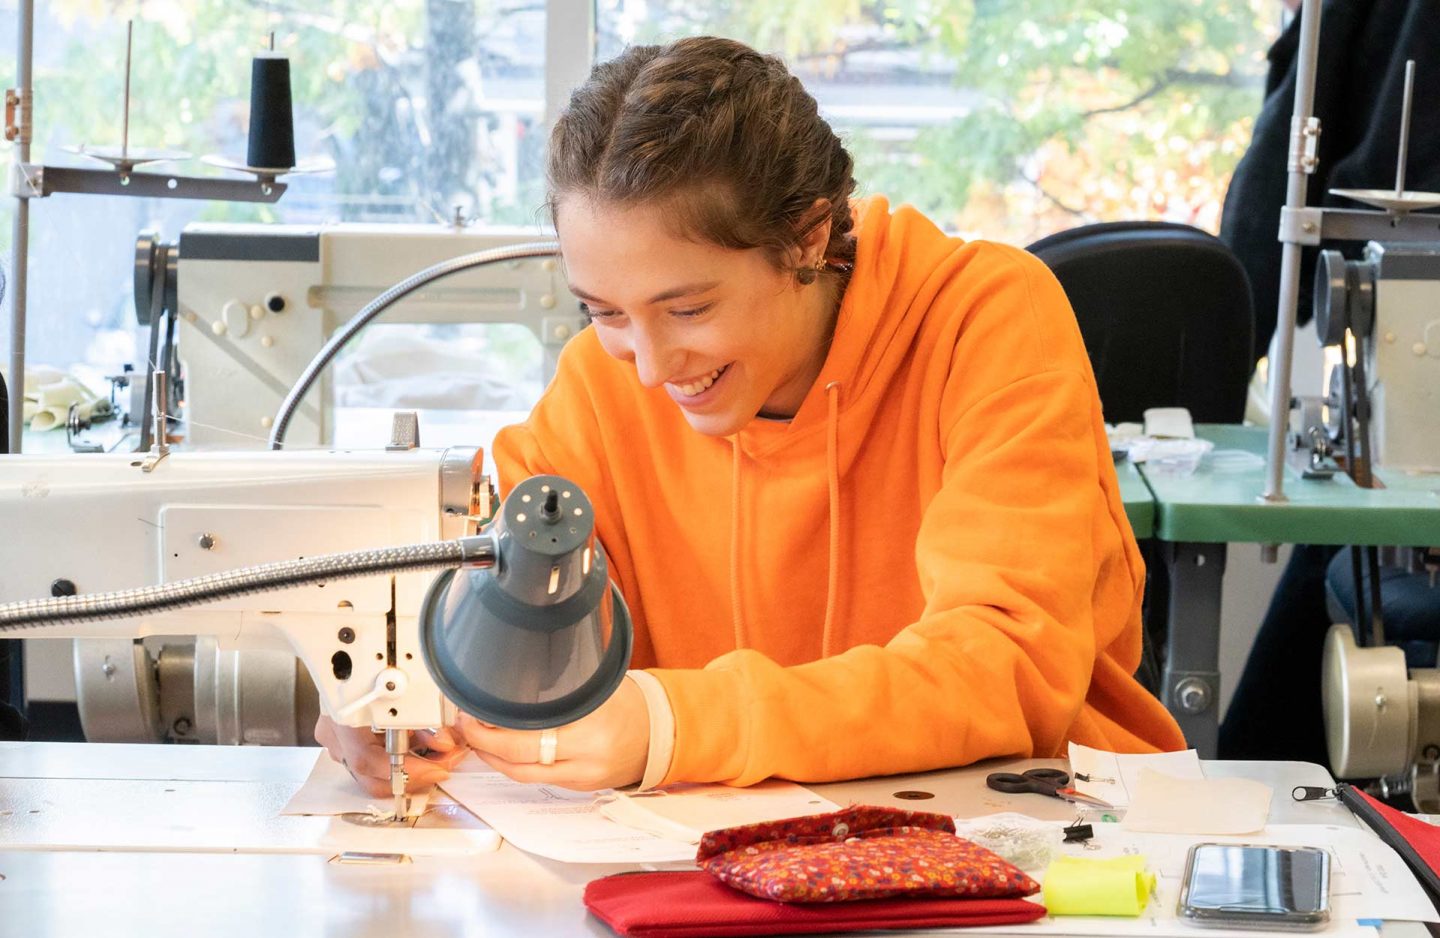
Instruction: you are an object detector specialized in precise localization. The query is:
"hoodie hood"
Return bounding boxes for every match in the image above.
[735,196,960,462]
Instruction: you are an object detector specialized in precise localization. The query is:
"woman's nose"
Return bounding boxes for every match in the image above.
[630,329,679,389]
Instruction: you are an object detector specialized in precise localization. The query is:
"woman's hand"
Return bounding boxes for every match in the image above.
[454,677,650,791]
[313,715,469,797]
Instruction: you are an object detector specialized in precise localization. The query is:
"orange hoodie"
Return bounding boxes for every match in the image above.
[494,196,1185,787]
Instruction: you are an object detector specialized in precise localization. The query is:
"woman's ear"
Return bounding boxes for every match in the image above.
[796,198,834,267]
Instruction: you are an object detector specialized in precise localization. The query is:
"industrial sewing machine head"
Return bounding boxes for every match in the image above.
[1304,241,1440,805]
[1289,240,1440,481]
[0,444,631,822]
[128,222,584,450]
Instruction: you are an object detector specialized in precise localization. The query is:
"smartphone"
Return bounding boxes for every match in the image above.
[1177,843,1330,931]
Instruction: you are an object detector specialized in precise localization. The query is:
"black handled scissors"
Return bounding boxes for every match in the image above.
[985,768,1112,808]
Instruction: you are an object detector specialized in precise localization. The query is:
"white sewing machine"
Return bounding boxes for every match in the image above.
[158,222,583,448]
[1,442,491,809]
[39,223,583,755]
[1308,240,1440,474]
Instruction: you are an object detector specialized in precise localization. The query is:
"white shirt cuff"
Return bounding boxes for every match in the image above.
[626,670,676,791]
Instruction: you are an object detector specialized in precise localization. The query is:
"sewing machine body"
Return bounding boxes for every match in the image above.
[1,448,489,741]
[171,223,581,448]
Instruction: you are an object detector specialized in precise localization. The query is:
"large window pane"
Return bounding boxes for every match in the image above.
[1,1,546,378]
[597,0,1281,244]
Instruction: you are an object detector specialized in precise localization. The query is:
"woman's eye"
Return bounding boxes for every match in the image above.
[580,304,621,322]
[670,304,713,319]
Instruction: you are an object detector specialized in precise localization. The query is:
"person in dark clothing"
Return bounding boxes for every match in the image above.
[1219,0,1440,363]
[1219,0,1440,764]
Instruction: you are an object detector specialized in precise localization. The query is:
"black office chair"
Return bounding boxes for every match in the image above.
[1026,221,1255,698]
[1025,221,1254,424]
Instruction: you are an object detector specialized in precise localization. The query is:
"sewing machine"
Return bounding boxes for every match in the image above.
[0,442,493,814]
[1293,240,1440,477]
[1310,242,1440,806]
[41,223,585,758]
[147,222,584,448]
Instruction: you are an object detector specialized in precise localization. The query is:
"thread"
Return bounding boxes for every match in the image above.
[246,52,295,169]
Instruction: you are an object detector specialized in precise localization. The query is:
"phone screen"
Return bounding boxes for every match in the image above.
[1179,844,1330,929]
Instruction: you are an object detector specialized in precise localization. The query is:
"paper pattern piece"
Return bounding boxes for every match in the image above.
[597,780,839,844]
[1120,769,1271,835]
[281,750,432,817]
[1042,854,1155,916]
[1067,742,1204,808]
[440,771,838,864]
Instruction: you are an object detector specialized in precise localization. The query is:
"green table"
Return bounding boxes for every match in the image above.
[1137,424,1440,756]
[1146,424,1440,545]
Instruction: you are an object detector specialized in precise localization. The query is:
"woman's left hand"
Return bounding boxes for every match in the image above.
[453,676,650,791]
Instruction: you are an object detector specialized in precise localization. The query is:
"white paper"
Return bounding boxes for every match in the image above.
[1120,768,1272,835]
[440,771,839,864]
[964,822,1434,937]
[440,771,697,863]
[596,780,839,843]
[1067,742,1204,808]
[280,750,432,817]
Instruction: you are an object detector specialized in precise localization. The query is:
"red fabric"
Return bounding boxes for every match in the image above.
[584,871,1048,937]
[1351,788,1440,881]
[695,805,1039,902]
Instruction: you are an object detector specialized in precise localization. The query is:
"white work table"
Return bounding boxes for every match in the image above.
[0,742,1412,937]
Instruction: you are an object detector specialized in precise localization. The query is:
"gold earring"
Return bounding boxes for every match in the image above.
[796,259,824,285]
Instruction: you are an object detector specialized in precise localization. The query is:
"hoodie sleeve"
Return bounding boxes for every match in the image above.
[647,251,1180,786]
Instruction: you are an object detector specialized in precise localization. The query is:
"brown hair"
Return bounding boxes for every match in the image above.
[547,37,857,275]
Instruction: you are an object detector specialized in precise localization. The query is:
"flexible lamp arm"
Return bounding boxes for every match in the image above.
[0,534,497,631]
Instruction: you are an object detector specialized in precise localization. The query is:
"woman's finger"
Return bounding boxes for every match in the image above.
[456,717,558,765]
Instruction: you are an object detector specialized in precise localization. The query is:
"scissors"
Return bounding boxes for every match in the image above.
[985,768,1113,809]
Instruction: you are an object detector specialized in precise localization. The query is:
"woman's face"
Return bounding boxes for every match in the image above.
[556,195,834,437]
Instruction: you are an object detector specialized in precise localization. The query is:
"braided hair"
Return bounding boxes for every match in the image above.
[547,37,857,277]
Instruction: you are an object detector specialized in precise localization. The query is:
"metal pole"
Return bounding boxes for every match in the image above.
[1395,59,1415,198]
[1262,0,1324,502]
[7,0,35,455]
[121,20,133,158]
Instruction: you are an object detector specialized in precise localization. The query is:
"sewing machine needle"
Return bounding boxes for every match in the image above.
[385,728,409,821]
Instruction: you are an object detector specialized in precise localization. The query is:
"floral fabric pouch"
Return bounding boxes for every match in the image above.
[696,805,1041,903]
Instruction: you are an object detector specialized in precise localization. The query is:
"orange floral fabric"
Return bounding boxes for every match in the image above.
[696,806,1041,904]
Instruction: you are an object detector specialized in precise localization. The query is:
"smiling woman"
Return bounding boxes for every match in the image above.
[318,36,1189,794]
[557,198,839,436]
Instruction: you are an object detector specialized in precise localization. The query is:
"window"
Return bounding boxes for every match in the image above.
[598,0,1281,243]
[3,1,1281,434]
[2,1,547,391]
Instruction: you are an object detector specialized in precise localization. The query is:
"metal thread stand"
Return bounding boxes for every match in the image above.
[5,10,288,454]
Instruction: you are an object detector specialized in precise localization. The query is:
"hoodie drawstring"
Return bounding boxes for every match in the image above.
[730,382,843,658]
[729,436,747,650]
[820,380,843,658]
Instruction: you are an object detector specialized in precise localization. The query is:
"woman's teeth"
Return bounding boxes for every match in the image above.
[674,366,726,397]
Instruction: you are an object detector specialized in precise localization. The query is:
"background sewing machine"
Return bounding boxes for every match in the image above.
[30,224,586,749]
[1290,241,1440,479]
[129,221,584,450]
[1312,240,1440,809]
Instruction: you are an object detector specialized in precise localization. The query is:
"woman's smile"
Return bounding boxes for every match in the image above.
[666,363,732,408]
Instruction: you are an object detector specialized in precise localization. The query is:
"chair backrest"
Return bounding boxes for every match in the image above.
[1025,221,1254,425]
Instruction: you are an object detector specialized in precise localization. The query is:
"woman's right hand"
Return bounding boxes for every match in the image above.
[313,715,469,797]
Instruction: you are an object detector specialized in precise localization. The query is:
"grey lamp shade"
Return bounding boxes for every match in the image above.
[418,475,633,729]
